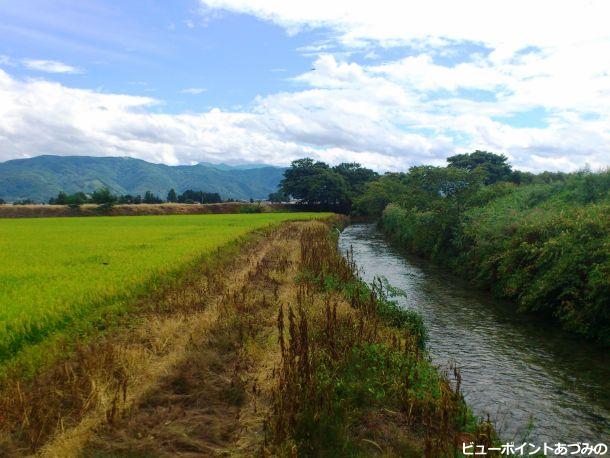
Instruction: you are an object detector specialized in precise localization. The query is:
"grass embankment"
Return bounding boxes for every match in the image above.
[0,213,325,378]
[0,219,490,457]
[381,172,610,344]
[0,202,283,218]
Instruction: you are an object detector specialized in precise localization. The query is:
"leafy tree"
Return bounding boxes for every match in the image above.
[353,173,410,216]
[167,188,177,202]
[0,197,5,205]
[401,165,482,214]
[91,188,117,204]
[118,194,139,204]
[280,158,330,203]
[447,150,513,185]
[332,162,378,195]
[49,191,69,205]
[49,191,89,205]
[308,169,351,209]
[70,192,89,205]
[143,191,163,204]
[279,158,353,211]
[177,189,222,204]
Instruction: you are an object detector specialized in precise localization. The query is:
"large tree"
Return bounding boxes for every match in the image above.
[143,191,163,204]
[447,150,513,185]
[280,158,374,212]
[332,162,378,195]
[280,158,329,203]
[402,165,483,214]
[167,188,177,202]
[268,191,289,203]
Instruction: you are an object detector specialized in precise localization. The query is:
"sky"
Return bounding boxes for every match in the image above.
[0,0,609,172]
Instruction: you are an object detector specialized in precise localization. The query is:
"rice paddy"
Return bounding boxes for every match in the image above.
[0,213,325,367]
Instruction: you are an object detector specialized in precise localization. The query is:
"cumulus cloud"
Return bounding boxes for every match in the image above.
[21,59,83,74]
[193,0,610,171]
[198,0,609,50]
[0,69,332,167]
[1,51,609,172]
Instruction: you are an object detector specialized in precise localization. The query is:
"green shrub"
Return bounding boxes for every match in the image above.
[380,171,610,344]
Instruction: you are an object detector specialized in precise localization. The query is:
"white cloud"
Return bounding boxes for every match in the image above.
[21,59,83,74]
[2,56,607,173]
[0,69,317,167]
[198,0,609,51]
[0,67,450,170]
[192,0,610,171]
[180,87,207,94]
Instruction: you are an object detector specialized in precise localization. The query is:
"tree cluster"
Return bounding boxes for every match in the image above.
[276,158,377,212]
[168,189,222,204]
[352,151,518,217]
[11,199,36,205]
[47,188,222,206]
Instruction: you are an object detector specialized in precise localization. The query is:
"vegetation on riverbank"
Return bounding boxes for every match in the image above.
[377,164,610,344]
[274,152,608,344]
[0,218,491,456]
[268,222,484,456]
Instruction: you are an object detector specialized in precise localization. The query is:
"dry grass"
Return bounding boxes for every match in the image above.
[0,202,283,219]
[0,222,289,456]
[265,222,494,457]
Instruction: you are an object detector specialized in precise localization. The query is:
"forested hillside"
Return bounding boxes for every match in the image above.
[0,155,285,202]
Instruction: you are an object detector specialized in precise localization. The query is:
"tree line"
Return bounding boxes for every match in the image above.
[274,151,580,215]
[45,188,222,206]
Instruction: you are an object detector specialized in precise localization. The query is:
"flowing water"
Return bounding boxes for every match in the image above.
[339,223,610,446]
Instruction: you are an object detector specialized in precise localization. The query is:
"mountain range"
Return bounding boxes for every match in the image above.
[0,155,285,202]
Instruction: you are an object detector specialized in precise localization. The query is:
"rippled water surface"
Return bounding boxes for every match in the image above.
[339,224,610,445]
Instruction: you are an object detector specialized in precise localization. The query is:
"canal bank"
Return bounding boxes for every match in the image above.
[339,223,610,445]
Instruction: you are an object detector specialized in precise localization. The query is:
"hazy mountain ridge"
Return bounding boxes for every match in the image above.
[0,155,286,202]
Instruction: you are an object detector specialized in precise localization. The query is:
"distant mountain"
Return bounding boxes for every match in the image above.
[0,155,286,202]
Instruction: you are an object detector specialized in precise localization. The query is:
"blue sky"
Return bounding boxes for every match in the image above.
[0,1,320,109]
[0,0,608,172]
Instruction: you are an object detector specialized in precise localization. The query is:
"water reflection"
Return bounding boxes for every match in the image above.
[339,224,610,444]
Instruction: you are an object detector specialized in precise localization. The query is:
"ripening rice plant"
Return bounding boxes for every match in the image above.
[0,212,325,373]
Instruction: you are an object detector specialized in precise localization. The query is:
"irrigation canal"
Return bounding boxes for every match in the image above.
[339,223,610,446]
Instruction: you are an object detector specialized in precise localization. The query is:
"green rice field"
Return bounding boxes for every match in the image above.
[0,213,325,368]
